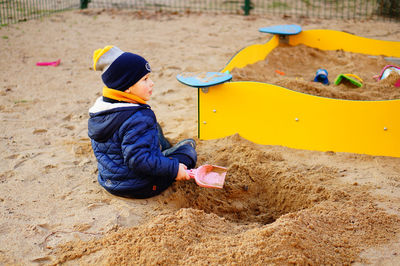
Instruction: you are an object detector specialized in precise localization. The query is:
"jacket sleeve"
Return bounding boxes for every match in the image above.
[120,109,179,182]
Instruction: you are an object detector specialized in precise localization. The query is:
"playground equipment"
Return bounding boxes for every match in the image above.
[177,25,400,158]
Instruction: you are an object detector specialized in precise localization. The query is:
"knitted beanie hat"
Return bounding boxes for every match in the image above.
[93,46,151,92]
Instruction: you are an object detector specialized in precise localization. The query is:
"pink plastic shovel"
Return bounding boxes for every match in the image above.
[36,59,61,66]
[187,165,227,189]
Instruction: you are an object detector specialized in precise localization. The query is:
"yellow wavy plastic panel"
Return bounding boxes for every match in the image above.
[194,29,400,157]
[199,82,400,157]
[222,35,279,73]
[289,30,400,57]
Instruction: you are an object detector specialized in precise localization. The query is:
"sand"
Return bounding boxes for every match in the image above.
[1,9,400,265]
[231,44,400,100]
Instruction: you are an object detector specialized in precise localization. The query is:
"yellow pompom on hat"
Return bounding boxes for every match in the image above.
[93,45,124,72]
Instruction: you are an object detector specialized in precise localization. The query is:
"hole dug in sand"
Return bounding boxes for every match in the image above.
[168,135,333,225]
[53,135,400,265]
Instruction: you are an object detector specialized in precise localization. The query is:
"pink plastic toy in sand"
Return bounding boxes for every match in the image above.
[36,59,61,66]
[373,65,400,81]
[373,65,400,87]
[187,165,227,189]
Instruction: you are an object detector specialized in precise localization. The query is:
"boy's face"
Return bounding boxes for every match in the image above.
[125,73,154,101]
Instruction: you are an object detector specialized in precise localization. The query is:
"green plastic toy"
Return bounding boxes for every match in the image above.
[334,73,363,88]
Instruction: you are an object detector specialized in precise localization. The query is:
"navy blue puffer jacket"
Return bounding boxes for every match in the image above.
[88,97,179,196]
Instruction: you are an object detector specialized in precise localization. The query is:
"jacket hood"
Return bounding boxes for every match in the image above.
[88,97,148,142]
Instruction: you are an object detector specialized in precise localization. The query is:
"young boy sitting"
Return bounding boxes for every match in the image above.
[88,46,197,199]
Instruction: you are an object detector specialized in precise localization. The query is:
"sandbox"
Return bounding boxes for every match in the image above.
[178,25,400,157]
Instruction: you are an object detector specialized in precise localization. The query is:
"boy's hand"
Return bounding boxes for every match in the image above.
[175,163,190,181]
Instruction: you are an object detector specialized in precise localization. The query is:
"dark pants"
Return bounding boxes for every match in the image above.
[158,122,197,169]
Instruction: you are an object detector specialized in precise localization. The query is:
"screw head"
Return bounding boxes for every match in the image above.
[201,87,209,93]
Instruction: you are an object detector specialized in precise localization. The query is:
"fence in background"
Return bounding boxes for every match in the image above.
[0,0,79,25]
[1,0,399,26]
